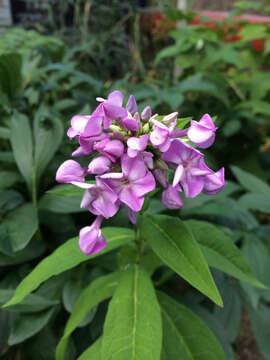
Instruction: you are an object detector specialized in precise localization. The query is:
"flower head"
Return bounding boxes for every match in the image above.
[56,90,225,255]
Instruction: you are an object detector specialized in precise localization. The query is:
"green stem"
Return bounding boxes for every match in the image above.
[135,225,143,264]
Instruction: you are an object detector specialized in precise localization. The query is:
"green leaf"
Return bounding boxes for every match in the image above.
[8,308,54,346]
[185,220,264,288]
[140,214,223,306]
[241,234,270,308]
[0,170,22,189]
[38,191,86,213]
[45,63,103,91]
[0,290,58,312]
[158,291,226,360]
[238,193,270,213]
[0,53,22,98]
[78,338,101,360]
[56,272,119,360]
[175,117,192,130]
[0,126,10,139]
[47,184,85,197]
[10,113,33,192]
[247,303,270,359]
[101,265,162,360]
[33,106,64,182]
[231,166,270,195]
[0,203,38,253]
[3,227,134,307]
[239,24,268,42]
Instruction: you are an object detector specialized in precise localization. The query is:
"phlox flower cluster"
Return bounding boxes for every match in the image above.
[56,91,225,255]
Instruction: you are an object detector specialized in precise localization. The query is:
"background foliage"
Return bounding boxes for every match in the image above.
[0,0,270,359]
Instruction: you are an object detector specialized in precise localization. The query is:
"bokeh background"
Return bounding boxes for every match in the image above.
[0,1,270,359]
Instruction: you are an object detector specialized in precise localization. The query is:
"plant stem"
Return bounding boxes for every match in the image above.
[135,225,143,264]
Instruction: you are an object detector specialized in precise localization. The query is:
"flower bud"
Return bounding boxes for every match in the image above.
[79,216,106,255]
[162,185,183,209]
[56,160,86,184]
[162,112,178,126]
[141,106,152,122]
[88,156,111,175]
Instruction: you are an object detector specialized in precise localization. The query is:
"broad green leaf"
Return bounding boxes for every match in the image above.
[141,214,223,306]
[185,220,264,288]
[0,53,22,98]
[0,238,46,267]
[213,280,241,343]
[158,292,226,360]
[238,193,270,214]
[78,338,101,360]
[0,290,58,313]
[45,63,102,91]
[191,306,234,360]
[56,272,119,360]
[239,24,268,42]
[231,166,270,196]
[8,308,54,346]
[241,234,270,308]
[10,113,33,192]
[175,117,192,130]
[101,265,162,360]
[47,184,84,197]
[33,106,64,182]
[0,126,10,139]
[247,303,270,359]
[38,191,86,213]
[0,170,22,189]
[3,227,134,307]
[0,203,38,253]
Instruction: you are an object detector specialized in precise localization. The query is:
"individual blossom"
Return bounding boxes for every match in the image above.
[77,178,119,219]
[93,90,128,129]
[162,140,212,198]
[150,114,178,152]
[88,156,112,175]
[94,139,124,162]
[100,155,155,212]
[187,114,217,149]
[56,160,86,184]
[202,168,225,195]
[79,216,106,255]
[127,135,149,158]
[162,184,183,209]
[67,115,103,140]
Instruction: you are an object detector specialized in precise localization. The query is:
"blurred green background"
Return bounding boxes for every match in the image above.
[0,0,270,359]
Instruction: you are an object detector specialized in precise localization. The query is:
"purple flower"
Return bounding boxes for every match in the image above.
[93,90,128,129]
[100,155,155,212]
[88,156,112,175]
[203,168,225,195]
[94,139,124,162]
[124,205,137,224]
[67,115,103,140]
[162,185,183,209]
[162,140,212,198]
[72,138,94,157]
[141,106,152,122]
[79,216,106,255]
[126,95,138,114]
[162,112,178,126]
[153,169,168,188]
[56,160,86,184]
[187,114,217,149]
[121,116,139,132]
[150,119,176,152]
[127,135,149,158]
[77,178,119,218]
